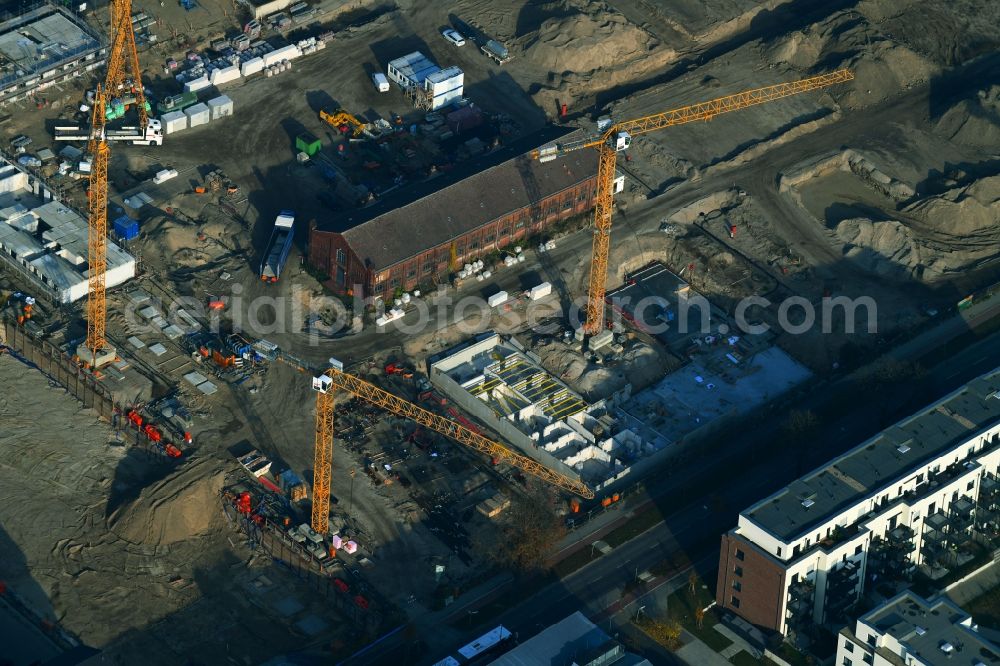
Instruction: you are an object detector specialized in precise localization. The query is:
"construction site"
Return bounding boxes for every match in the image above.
[1,0,1000,662]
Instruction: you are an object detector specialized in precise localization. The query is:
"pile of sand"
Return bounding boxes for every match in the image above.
[835,218,919,277]
[519,0,676,113]
[835,177,1000,279]
[857,0,1000,67]
[762,11,939,109]
[521,2,658,75]
[107,458,226,546]
[905,175,1000,236]
[934,85,1000,147]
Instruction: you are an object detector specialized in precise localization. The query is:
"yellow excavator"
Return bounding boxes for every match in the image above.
[319,108,366,138]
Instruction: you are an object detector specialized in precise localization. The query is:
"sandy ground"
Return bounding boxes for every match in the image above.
[0,354,360,662]
[1,0,1000,660]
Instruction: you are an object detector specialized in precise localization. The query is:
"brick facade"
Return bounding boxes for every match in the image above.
[309,178,597,301]
[716,532,787,633]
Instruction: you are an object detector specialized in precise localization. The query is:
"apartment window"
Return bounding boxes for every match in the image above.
[731,596,740,609]
[390,277,400,288]
[793,545,801,557]
[844,641,854,653]
[336,248,346,264]
[968,480,976,491]
[735,549,745,561]
[862,654,873,665]
[916,473,924,483]
[866,635,876,647]
[855,545,863,555]
[732,580,742,592]
[734,566,743,577]
[423,264,433,275]
[776,547,782,557]
[842,658,852,666]
[407,267,416,278]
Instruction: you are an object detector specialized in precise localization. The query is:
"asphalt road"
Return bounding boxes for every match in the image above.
[413,316,1000,665]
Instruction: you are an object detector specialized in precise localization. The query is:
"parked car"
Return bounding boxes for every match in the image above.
[441,28,465,46]
[371,72,390,92]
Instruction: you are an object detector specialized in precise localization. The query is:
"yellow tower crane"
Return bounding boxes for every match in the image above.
[79,0,149,367]
[534,69,854,336]
[309,359,593,535]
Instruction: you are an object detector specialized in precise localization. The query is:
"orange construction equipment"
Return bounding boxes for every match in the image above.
[534,69,854,336]
[309,361,594,534]
[319,108,366,137]
[84,0,149,363]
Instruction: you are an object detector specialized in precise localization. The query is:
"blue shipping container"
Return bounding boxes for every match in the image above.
[113,216,139,240]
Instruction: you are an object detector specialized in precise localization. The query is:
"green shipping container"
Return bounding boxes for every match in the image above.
[156,91,197,115]
[296,132,322,156]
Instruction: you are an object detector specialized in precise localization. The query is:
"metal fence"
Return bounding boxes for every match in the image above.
[3,319,116,421]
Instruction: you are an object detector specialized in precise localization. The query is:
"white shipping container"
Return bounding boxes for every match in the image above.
[160,110,188,134]
[183,74,210,93]
[209,64,240,85]
[262,45,300,66]
[487,291,508,308]
[240,56,264,76]
[184,103,210,128]
[207,95,234,120]
[528,282,552,301]
[153,168,178,184]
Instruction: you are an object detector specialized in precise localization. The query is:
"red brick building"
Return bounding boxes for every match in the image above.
[716,531,788,633]
[308,133,599,301]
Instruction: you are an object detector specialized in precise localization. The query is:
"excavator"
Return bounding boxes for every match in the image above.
[319,108,367,138]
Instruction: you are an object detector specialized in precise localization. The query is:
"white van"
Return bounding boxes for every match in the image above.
[372,72,390,93]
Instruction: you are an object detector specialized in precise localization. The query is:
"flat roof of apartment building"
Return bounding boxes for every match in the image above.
[848,591,1000,665]
[0,5,100,82]
[744,369,1000,542]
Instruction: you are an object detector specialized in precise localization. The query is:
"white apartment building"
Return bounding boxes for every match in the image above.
[837,591,1000,666]
[718,368,1000,636]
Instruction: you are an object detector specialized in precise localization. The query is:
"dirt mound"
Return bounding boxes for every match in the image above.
[934,85,1000,147]
[835,218,918,277]
[107,458,226,546]
[857,0,1000,67]
[905,175,1000,236]
[762,12,939,109]
[521,0,675,113]
[522,3,656,74]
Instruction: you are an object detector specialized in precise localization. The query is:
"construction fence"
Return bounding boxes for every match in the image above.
[2,319,116,421]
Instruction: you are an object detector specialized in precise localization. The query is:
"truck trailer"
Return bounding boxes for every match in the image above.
[260,210,295,282]
[54,119,164,146]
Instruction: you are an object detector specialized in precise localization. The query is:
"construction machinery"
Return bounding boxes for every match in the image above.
[78,0,151,368]
[319,109,367,138]
[309,359,593,535]
[534,69,854,337]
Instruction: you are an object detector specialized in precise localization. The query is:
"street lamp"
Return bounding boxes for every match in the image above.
[348,468,356,514]
[635,605,645,622]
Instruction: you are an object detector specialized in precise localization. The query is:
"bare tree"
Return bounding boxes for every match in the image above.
[477,490,567,573]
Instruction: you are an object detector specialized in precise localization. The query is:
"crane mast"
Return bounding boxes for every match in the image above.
[537,70,854,336]
[81,0,147,365]
[310,362,593,535]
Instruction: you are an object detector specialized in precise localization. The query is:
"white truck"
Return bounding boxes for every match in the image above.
[53,119,164,146]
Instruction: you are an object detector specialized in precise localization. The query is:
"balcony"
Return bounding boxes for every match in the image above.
[913,462,981,502]
[979,474,1000,502]
[888,526,917,551]
[826,561,859,593]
